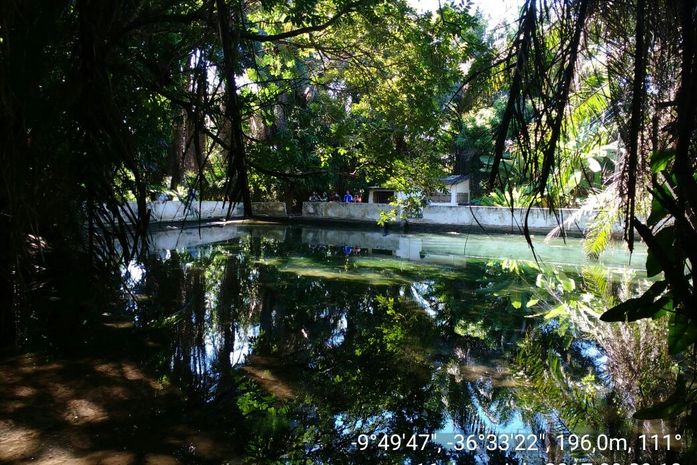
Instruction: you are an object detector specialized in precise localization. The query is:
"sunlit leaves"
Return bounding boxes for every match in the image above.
[586,157,601,172]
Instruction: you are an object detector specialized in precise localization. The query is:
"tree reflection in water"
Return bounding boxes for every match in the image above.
[127,226,687,463]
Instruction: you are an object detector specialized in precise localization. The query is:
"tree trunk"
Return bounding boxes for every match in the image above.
[216,0,252,217]
[454,148,482,198]
[167,107,187,189]
[0,228,15,347]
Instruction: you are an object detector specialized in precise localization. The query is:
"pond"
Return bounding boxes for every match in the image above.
[126,223,683,464]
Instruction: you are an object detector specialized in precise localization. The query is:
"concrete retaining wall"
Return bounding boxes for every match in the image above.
[414,205,616,235]
[302,201,394,221]
[127,201,287,223]
[128,200,619,236]
[301,202,622,236]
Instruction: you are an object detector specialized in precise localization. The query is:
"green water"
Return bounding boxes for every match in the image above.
[127,223,683,464]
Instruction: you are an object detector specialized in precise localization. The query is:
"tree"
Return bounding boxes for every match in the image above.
[0,0,490,345]
[491,0,697,422]
[238,1,490,206]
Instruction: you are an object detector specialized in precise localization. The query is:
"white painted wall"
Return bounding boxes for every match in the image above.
[303,201,395,221]
[121,200,620,237]
[367,189,397,204]
[302,202,622,236]
[124,201,287,223]
[418,205,619,235]
[450,179,470,205]
[368,181,470,206]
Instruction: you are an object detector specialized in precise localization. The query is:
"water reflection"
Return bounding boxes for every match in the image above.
[147,223,646,270]
[130,224,683,463]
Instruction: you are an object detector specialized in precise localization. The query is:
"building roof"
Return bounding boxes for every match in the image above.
[441,175,469,185]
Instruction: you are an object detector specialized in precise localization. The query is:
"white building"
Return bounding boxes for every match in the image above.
[367,175,470,206]
[427,175,470,206]
[366,187,397,204]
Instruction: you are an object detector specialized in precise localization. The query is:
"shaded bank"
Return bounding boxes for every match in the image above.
[0,315,237,464]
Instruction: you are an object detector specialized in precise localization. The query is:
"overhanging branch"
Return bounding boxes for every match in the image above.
[238,1,365,42]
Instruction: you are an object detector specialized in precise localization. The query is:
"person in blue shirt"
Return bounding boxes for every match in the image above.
[343,190,353,203]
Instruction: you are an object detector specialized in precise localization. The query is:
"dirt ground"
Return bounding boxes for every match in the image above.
[0,320,239,465]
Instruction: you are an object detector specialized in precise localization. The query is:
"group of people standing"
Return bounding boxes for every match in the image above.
[309,190,363,203]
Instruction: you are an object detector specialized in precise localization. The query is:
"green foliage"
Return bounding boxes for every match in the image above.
[478,185,537,208]
[632,378,691,420]
[484,0,697,433]
[508,262,677,438]
[583,205,618,259]
[237,0,491,204]
[0,0,495,343]
[236,380,294,463]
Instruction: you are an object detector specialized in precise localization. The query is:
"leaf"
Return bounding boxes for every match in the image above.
[556,319,571,339]
[645,250,661,277]
[561,277,575,292]
[650,149,674,173]
[634,398,688,419]
[544,304,567,320]
[526,298,539,308]
[568,170,582,188]
[587,157,602,172]
[535,274,545,288]
[454,319,467,336]
[584,210,613,258]
[511,300,522,309]
[600,286,670,322]
[647,194,668,227]
[600,280,668,322]
[668,313,697,354]
[547,351,563,379]
[645,226,674,277]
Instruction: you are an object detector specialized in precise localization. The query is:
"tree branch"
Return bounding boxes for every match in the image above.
[238,1,365,42]
[248,160,327,179]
